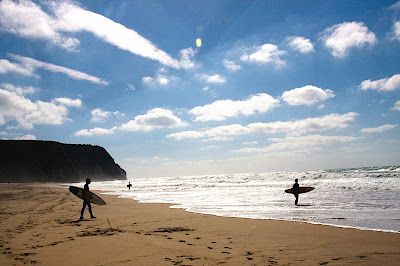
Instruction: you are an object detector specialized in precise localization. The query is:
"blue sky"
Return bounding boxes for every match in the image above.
[0,0,399,178]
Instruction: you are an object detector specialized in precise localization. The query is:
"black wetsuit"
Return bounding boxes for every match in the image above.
[80,183,94,219]
[293,182,299,205]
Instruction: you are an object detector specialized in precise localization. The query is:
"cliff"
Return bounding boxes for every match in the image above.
[0,140,127,183]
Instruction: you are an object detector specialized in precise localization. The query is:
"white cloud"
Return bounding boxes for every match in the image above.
[282,85,335,106]
[10,54,109,85]
[233,135,359,153]
[360,124,398,133]
[0,0,180,68]
[53,97,82,108]
[142,76,154,85]
[0,0,79,51]
[196,73,226,84]
[392,100,400,111]
[203,136,232,142]
[240,44,286,67]
[189,93,279,121]
[0,87,80,129]
[119,108,187,132]
[360,74,400,91]
[167,112,358,140]
[322,21,377,58]
[0,59,35,77]
[248,112,357,134]
[75,127,117,136]
[201,86,217,97]
[1,134,37,140]
[142,68,178,86]
[167,130,206,140]
[287,36,314,53]
[52,1,180,68]
[91,108,124,123]
[392,21,400,41]
[1,83,39,95]
[390,1,400,10]
[180,47,197,69]
[223,59,241,71]
[14,134,36,140]
[126,83,136,91]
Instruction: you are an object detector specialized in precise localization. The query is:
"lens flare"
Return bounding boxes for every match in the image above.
[196,38,202,47]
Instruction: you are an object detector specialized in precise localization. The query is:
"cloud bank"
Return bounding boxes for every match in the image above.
[0,84,80,129]
[233,135,359,154]
[168,112,358,140]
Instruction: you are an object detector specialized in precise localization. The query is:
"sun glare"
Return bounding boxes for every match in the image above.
[196,38,201,47]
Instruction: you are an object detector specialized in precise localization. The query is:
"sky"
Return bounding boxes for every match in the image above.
[0,0,399,178]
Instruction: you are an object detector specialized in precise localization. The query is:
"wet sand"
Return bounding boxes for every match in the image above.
[0,183,399,265]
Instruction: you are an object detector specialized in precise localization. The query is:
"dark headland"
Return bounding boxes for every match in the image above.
[0,140,126,183]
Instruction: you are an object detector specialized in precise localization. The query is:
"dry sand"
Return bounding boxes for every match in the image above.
[0,183,399,265]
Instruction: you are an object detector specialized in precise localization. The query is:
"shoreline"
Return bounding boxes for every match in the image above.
[1,183,399,265]
[98,189,400,234]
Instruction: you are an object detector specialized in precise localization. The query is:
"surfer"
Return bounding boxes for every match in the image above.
[127,182,132,190]
[79,178,96,221]
[293,179,300,205]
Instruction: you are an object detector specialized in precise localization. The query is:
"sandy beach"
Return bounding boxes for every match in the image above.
[0,183,399,265]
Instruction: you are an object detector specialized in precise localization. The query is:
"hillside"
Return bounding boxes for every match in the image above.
[0,140,126,183]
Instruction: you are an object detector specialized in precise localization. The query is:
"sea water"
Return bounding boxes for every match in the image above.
[76,166,400,233]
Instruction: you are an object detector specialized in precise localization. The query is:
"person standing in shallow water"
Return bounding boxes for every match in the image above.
[293,179,300,206]
[80,178,96,221]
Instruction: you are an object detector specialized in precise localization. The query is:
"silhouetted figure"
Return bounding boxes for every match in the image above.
[127,182,132,190]
[293,179,300,205]
[79,178,96,221]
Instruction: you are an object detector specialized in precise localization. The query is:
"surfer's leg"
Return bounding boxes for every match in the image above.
[88,203,96,219]
[294,194,299,205]
[80,201,86,220]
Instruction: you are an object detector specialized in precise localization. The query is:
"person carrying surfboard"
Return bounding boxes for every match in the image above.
[79,178,96,221]
[293,179,300,206]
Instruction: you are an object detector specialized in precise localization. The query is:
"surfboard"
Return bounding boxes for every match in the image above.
[69,186,106,205]
[285,187,314,194]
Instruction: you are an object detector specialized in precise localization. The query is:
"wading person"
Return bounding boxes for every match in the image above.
[80,178,96,220]
[293,179,300,206]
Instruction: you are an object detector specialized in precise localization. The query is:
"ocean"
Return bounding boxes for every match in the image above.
[77,166,400,233]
